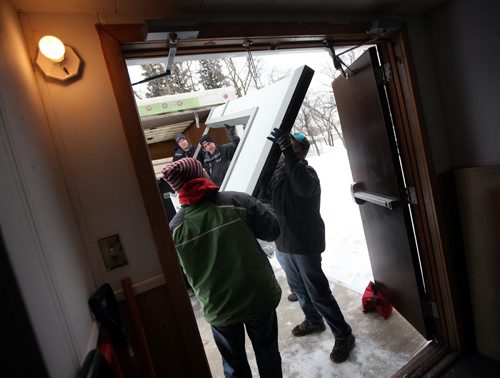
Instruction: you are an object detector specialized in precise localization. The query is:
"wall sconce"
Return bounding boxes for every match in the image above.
[36,35,81,82]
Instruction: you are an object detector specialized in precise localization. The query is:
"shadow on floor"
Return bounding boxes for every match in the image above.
[191,256,428,377]
[438,353,500,377]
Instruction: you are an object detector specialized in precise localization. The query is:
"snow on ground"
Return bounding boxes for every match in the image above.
[270,142,373,295]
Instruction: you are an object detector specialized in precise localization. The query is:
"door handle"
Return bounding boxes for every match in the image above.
[351,182,400,210]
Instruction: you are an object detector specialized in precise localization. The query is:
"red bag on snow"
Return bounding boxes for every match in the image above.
[362,281,393,319]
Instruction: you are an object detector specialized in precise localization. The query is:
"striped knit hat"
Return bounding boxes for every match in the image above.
[161,157,204,192]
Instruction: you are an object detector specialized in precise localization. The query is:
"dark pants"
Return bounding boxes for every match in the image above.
[276,250,352,339]
[210,310,282,378]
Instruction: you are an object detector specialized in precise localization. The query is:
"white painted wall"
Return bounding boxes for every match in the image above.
[427,0,500,169]
[406,0,500,361]
[425,0,500,361]
[0,1,96,375]
[18,12,163,293]
[1,3,166,376]
[406,15,453,173]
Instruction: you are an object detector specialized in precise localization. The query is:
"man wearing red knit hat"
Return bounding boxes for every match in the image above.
[162,157,283,378]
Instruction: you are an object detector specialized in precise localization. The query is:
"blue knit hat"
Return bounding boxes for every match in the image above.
[292,132,310,151]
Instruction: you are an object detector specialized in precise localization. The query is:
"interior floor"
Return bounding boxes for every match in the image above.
[191,248,429,377]
[439,353,500,377]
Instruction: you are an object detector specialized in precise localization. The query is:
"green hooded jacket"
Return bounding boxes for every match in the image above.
[170,191,281,326]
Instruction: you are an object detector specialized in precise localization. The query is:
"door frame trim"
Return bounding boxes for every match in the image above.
[96,25,212,378]
[96,21,460,375]
[378,33,461,349]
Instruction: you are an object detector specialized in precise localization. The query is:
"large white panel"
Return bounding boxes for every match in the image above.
[206,65,313,194]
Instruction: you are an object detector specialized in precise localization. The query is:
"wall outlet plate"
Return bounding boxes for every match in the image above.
[97,233,128,271]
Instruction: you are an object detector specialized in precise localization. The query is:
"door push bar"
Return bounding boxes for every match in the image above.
[351,182,400,210]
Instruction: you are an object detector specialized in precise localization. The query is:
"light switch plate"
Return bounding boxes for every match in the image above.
[97,233,128,271]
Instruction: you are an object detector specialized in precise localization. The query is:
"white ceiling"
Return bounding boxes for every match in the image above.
[11,0,447,17]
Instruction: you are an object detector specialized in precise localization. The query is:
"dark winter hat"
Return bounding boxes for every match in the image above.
[292,132,310,151]
[161,157,204,192]
[199,134,214,146]
[175,133,186,143]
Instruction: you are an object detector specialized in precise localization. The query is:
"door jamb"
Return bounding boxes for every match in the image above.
[96,25,212,378]
[377,32,462,350]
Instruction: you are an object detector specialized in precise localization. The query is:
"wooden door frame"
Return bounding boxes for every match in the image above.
[96,21,462,375]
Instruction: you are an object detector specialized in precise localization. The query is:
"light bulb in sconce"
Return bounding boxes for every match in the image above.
[35,35,81,82]
[38,35,66,62]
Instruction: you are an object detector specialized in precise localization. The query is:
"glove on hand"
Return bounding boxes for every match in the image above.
[267,128,292,151]
[224,124,237,140]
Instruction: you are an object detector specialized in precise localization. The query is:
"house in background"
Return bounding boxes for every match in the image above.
[1,0,499,376]
[136,86,238,159]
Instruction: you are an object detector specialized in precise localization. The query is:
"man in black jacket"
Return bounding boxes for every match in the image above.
[267,128,355,364]
[199,125,240,186]
[172,133,203,163]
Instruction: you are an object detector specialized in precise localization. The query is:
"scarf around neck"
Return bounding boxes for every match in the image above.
[178,178,219,205]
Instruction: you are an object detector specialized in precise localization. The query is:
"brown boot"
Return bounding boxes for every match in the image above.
[292,320,326,337]
[287,292,298,302]
[330,334,355,363]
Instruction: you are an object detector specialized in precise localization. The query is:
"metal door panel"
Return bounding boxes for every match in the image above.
[333,47,429,337]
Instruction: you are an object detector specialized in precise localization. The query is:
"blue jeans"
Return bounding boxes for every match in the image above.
[276,250,352,340]
[211,310,282,378]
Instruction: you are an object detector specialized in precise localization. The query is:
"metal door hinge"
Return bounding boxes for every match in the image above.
[423,300,439,319]
[406,186,418,205]
[375,63,393,85]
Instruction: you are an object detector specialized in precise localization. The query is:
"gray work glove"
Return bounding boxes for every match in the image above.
[267,128,292,151]
[224,124,237,141]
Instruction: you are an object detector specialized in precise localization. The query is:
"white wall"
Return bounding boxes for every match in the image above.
[406,15,453,173]
[406,0,500,361]
[426,0,500,361]
[391,0,500,173]
[1,2,166,376]
[428,0,500,169]
[0,1,95,375]
[18,12,163,292]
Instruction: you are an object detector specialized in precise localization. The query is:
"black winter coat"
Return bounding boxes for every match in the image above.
[172,145,203,163]
[270,151,326,255]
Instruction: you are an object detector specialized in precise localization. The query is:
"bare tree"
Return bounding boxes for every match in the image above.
[198,59,229,89]
[305,94,344,148]
[294,106,322,155]
[140,61,198,98]
[265,67,293,85]
[222,57,263,96]
[321,48,367,82]
[169,61,198,93]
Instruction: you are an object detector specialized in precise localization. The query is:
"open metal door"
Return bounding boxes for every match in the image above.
[332,47,430,338]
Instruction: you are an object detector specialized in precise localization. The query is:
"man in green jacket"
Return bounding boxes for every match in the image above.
[162,157,282,378]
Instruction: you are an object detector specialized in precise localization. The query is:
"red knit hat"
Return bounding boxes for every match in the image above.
[162,157,204,192]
